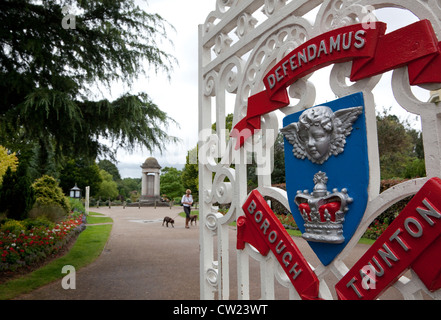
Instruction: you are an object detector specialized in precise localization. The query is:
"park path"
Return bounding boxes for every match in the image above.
[16,206,200,300]
[15,206,403,300]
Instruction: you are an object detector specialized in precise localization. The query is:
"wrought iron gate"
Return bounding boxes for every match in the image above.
[198,0,441,300]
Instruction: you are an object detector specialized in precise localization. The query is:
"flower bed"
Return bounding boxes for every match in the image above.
[363,219,389,240]
[276,213,298,230]
[0,214,86,272]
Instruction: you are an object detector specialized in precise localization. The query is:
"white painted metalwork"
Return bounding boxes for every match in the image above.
[198,0,441,300]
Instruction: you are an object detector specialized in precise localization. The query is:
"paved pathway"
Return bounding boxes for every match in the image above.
[17,206,199,300]
[15,206,402,300]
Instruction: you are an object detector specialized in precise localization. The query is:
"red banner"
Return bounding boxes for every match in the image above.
[231,20,441,150]
[237,190,321,300]
[335,177,441,300]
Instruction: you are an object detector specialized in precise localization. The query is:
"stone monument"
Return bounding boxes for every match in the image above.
[140,156,161,204]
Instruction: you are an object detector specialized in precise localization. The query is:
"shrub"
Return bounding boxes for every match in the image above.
[28,204,67,223]
[363,220,389,240]
[0,146,18,185]
[22,216,54,230]
[32,175,70,213]
[0,220,26,235]
[69,198,85,214]
[0,164,35,221]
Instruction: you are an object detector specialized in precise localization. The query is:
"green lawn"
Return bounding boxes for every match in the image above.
[0,213,112,300]
[86,214,113,225]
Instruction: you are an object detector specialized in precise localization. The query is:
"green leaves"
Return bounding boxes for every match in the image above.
[0,0,178,166]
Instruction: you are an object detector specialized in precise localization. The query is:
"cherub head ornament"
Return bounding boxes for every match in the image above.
[281,106,362,164]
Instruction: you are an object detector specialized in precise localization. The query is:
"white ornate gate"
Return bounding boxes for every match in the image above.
[198,0,441,300]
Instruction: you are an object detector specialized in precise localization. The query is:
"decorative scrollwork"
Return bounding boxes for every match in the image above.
[214,33,233,56]
[200,0,441,301]
[204,71,218,97]
[216,0,237,13]
[206,267,219,287]
[205,210,224,232]
[330,61,381,97]
[220,57,244,94]
[236,13,258,39]
[262,0,287,17]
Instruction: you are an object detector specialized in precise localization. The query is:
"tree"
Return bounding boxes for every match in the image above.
[182,149,198,202]
[0,164,35,220]
[272,133,286,184]
[32,175,70,213]
[118,178,141,200]
[96,169,119,200]
[98,160,121,181]
[0,0,178,166]
[376,111,424,179]
[160,167,185,200]
[59,158,102,197]
[0,145,18,185]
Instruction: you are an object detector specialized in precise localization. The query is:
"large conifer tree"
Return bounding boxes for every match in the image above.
[0,0,178,165]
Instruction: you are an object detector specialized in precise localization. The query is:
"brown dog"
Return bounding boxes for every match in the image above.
[189,215,198,226]
[162,216,175,228]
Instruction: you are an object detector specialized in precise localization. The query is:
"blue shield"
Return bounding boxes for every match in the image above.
[282,92,369,266]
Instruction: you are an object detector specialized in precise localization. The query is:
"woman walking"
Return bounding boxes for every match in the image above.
[181,189,193,229]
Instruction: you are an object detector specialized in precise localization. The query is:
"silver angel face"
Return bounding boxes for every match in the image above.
[281,106,362,164]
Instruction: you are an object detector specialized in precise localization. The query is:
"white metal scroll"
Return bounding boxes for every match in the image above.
[198,0,441,300]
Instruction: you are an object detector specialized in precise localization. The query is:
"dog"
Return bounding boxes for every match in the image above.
[162,216,175,228]
[189,215,198,226]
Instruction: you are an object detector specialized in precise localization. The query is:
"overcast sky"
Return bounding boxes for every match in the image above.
[111,1,428,178]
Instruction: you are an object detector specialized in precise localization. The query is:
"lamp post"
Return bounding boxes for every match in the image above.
[70,183,81,199]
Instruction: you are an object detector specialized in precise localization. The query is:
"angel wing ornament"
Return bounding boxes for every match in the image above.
[281,106,362,164]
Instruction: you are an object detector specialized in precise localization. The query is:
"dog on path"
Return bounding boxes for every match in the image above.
[189,215,198,226]
[162,216,175,228]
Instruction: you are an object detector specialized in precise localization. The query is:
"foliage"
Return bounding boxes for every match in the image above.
[118,178,141,200]
[130,191,140,203]
[0,146,18,185]
[69,198,85,214]
[96,169,118,200]
[59,158,102,197]
[276,214,298,230]
[0,220,26,235]
[98,160,121,181]
[0,164,35,221]
[0,0,178,165]
[378,178,413,224]
[181,149,199,202]
[32,175,70,213]
[22,216,55,230]
[160,167,185,200]
[272,133,286,184]
[363,220,389,240]
[27,205,68,224]
[403,158,426,179]
[0,214,85,272]
[376,111,424,179]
